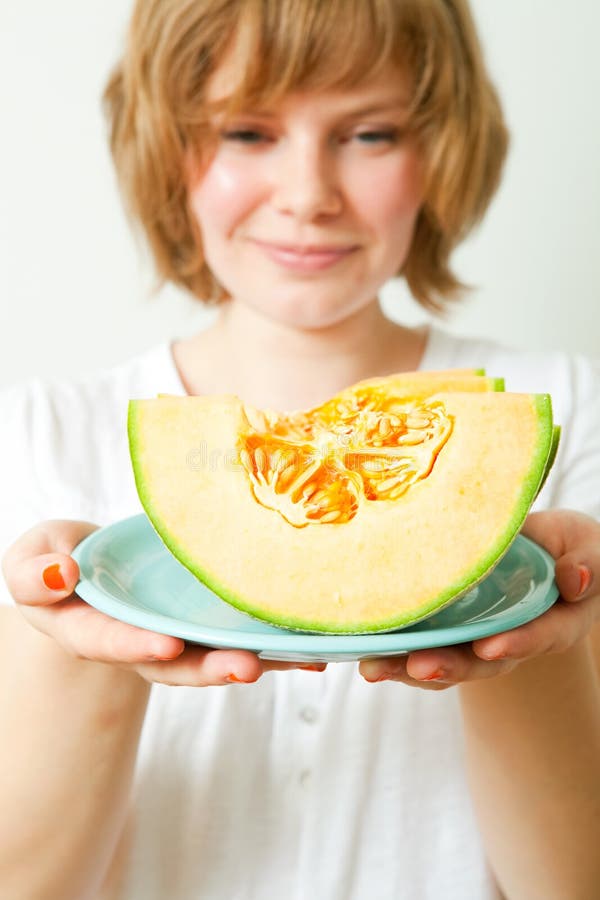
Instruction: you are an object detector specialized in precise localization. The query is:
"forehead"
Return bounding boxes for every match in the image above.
[206,52,413,114]
[202,8,417,117]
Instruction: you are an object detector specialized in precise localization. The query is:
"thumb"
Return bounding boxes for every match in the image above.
[1,519,99,607]
[522,510,598,603]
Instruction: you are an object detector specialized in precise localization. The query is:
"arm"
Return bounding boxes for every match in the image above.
[459,511,600,899]
[459,636,600,900]
[0,519,313,900]
[360,509,600,897]
[0,606,150,900]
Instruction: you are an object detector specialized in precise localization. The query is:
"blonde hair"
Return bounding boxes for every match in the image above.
[103,0,509,311]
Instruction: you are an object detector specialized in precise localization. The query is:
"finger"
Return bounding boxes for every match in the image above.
[24,596,316,674]
[405,645,517,682]
[2,520,98,606]
[556,558,593,603]
[21,597,185,663]
[554,554,595,604]
[6,552,82,606]
[360,646,515,687]
[522,510,599,602]
[134,646,267,687]
[359,655,452,690]
[295,662,329,672]
[134,650,326,686]
[2,520,98,566]
[520,509,586,559]
[473,598,596,661]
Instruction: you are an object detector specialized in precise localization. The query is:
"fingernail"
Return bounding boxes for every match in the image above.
[482,649,507,661]
[363,671,391,683]
[577,565,592,597]
[419,668,447,681]
[478,642,507,660]
[42,564,66,591]
[149,650,175,661]
[225,673,253,684]
[299,664,327,672]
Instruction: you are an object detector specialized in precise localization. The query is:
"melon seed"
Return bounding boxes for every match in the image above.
[396,434,425,446]
[277,462,298,490]
[320,509,342,523]
[406,413,431,428]
[270,447,285,472]
[240,448,253,472]
[254,447,268,475]
[377,474,404,493]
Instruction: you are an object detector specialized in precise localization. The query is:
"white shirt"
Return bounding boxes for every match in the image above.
[1,325,599,900]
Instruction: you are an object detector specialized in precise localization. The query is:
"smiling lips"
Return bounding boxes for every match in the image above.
[251,238,359,272]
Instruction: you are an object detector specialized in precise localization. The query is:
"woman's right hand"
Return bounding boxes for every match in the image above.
[1,520,311,686]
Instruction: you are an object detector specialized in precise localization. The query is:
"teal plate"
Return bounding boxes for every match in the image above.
[72,514,559,663]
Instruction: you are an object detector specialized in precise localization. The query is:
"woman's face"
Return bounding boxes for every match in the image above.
[189,66,423,330]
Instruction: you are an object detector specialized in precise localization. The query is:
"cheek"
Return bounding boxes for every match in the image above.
[189,158,261,242]
[355,152,423,236]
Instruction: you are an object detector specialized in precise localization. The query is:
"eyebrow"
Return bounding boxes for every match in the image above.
[340,101,410,118]
[218,99,410,121]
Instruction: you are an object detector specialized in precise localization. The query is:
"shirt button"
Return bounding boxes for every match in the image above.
[299,705,319,724]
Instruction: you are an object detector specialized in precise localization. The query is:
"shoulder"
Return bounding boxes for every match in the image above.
[427,325,599,420]
[0,342,179,456]
[426,326,600,517]
[0,342,182,521]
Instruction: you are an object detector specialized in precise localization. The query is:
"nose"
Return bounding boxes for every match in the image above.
[270,138,343,221]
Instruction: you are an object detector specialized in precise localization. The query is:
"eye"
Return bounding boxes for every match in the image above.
[220,129,271,145]
[353,129,400,144]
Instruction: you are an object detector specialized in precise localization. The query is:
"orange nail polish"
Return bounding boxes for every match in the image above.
[225,673,245,683]
[42,564,66,591]
[420,668,446,681]
[577,565,591,597]
[300,664,327,672]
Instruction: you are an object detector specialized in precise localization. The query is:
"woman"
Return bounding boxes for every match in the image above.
[1,2,599,897]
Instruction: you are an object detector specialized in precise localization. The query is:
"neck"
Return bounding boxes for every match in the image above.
[174,298,428,410]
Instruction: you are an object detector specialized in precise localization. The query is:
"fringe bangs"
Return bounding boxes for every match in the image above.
[207,0,449,118]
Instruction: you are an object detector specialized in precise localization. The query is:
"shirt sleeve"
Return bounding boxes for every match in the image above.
[544,353,600,520]
[0,381,51,606]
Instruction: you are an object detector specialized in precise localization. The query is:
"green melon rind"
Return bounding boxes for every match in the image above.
[535,425,561,499]
[128,394,555,635]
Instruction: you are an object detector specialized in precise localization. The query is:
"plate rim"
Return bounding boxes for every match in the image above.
[72,514,559,657]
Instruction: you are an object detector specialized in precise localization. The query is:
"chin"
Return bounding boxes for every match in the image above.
[250,288,373,332]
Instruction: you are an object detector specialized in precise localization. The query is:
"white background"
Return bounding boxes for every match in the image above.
[1,1,599,389]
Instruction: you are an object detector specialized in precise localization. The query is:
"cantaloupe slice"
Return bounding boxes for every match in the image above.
[129,372,555,634]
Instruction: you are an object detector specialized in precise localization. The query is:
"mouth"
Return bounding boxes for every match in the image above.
[250,239,359,272]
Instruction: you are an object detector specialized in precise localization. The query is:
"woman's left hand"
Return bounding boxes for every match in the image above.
[359,509,600,689]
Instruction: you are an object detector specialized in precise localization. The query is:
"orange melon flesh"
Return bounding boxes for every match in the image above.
[129,374,554,634]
